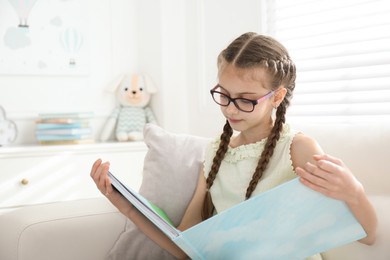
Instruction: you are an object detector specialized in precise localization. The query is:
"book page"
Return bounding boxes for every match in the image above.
[175,178,366,260]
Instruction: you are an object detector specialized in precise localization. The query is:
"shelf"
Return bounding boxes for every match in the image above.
[0,141,147,159]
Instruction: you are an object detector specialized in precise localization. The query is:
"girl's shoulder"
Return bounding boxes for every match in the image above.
[290,132,324,168]
[291,132,322,153]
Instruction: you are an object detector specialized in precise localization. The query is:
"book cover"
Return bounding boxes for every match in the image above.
[108,172,366,260]
[38,112,94,119]
[36,123,91,130]
[108,172,178,239]
[36,118,90,124]
[35,134,93,141]
[36,128,92,135]
[38,139,95,145]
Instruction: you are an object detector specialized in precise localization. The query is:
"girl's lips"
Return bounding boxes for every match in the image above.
[228,118,242,124]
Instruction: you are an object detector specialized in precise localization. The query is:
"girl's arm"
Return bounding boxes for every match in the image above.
[177,169,208,231]
[90,159,207,259]
[291,134,377,245]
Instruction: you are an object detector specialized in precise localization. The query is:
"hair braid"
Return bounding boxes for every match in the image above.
[244,54,294,199]
[245,103,287,199]
[202,121,233,220]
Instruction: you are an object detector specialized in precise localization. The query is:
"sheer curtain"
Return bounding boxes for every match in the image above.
[263,0,390,124]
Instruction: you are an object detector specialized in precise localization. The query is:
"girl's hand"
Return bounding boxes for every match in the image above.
[296,154,378,245]
[90,159,135,217]
[90,159,114,196]
[296,154,364,205]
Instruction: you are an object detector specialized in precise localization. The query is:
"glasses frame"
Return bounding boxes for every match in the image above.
[210,85,275,113]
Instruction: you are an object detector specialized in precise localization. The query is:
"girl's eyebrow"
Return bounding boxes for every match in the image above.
[217,84,259,95]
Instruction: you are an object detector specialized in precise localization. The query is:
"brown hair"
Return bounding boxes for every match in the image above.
[202,32,296,220]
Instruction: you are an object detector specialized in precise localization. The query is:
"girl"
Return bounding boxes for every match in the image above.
[91,32,377,259]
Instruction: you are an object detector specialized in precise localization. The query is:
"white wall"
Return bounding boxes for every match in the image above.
[135,0,190,134]
[137,0,264,136]
[0,0,264,145]
[185,0,263,137]
[0,0,137,144]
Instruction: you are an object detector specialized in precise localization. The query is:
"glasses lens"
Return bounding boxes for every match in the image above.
[211,89,256,112]
[212,91,230,106]
[235,99,254,112]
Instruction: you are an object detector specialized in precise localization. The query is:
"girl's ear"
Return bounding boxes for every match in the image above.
[272,87,287,108]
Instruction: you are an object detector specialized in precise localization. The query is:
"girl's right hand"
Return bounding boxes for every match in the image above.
[90,159,134,217]
[90,159,114,196]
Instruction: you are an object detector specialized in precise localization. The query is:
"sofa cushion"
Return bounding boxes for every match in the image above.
[107,124,210,259]
[0,198,126,260]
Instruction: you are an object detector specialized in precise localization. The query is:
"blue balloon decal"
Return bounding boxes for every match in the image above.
[60,27,84,66]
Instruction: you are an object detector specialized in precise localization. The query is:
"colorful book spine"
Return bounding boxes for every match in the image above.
[38,139,94,145]
[38,112,94,119]
[36,128,92,135]
[36,123,91,130]
[36,134,93,141]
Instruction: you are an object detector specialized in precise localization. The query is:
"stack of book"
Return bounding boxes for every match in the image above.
[35,112,94,145]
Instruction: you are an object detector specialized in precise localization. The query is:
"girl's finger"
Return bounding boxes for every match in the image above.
[313,154,343,166]
[296,166,329,189]
[97,162,110,191]
[303,162,331,180]
[105,174,113,195]
[316,159,344,176]
[299,176,333,198]
[90,158,102,178]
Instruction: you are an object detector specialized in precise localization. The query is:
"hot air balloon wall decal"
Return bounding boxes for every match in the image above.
[8,0,38,28]
[60,27,84,67]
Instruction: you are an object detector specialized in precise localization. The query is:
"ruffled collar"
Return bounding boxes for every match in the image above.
[211,124,291,163]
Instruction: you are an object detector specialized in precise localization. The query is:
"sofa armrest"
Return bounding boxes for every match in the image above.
[0,197,126,260]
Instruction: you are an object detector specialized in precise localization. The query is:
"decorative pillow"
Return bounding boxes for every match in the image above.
[106,124,211,260]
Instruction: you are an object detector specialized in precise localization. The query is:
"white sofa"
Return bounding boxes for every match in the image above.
[0,122,389,260]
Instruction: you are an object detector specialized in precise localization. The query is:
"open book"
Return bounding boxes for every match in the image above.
[108,172,366,260]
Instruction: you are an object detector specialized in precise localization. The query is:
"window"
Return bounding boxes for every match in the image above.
[264,0,390,123]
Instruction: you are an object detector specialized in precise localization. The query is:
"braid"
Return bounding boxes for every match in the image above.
[242,52,294,199]
[202,121,233,220]
[245,103,287,199]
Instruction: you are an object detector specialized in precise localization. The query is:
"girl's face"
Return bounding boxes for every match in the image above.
[217,64,276,135]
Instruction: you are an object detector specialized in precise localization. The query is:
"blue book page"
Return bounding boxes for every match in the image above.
[175,178,366,260]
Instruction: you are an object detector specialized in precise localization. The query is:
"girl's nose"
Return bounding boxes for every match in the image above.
[225,102,239,114]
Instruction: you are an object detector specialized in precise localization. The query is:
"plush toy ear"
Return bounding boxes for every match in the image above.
[105,73,126,92]
[143,74,158,94]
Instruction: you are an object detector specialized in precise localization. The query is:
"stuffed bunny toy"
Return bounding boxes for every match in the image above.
[100,73,157,142]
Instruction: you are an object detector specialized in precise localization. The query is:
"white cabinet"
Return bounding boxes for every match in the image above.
[0,142,147,211]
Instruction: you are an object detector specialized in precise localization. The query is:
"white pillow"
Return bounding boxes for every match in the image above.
[107,124,211,260]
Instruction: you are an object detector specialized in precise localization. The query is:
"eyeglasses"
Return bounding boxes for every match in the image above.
[210,85,275,113]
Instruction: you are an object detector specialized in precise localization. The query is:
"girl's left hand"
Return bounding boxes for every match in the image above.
[296,154,364,205]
